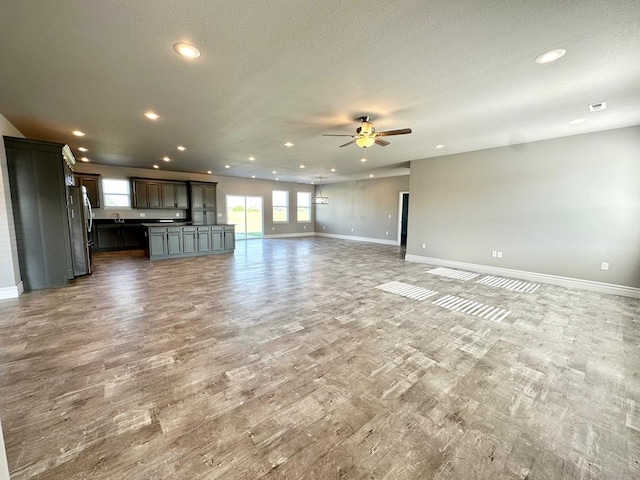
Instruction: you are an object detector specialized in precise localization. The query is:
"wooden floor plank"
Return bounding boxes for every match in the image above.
[0,238,638,479]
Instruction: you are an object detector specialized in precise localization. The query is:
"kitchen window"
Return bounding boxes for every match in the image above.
[272,190,289,223]
[297,192,311,222]
[102,179,131,207]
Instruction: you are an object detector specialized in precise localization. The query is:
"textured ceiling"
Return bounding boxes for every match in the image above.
[1,0,639,184]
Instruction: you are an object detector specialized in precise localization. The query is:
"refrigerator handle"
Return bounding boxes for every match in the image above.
[86,195,93,232]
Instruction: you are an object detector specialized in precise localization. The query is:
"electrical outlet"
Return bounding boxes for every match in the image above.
[217,212,222,217]
[322,226,325,230]
[139,212,145,217]
[497,251,503,258]
[351,228,354,232]
[388,214,392,219]
[421,243,426,249]
[303,225,306,229]
[492,251,497,257]
[601,262,609,271]
[272,227,275,231]
[385,231,389,235]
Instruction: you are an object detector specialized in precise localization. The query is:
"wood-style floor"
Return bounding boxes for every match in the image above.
[0,238,638,479]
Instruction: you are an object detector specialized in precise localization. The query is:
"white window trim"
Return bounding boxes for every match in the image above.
[272,190,289,223]
[296,191,312,223]
[101,178,132,209]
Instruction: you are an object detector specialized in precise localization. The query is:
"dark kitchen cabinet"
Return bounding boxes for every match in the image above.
[132,179,163,208]
[162,183,188,209]
[189,181,217,224]
[74,173,101,208]
[4,136,75,291]
[93,223,146,251]
[131,178,186,209]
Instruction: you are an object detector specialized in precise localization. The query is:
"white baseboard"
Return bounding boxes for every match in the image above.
[0,281,23,299]
[264,232,315,239]
[315,232,399,246]
[405,255,640,299]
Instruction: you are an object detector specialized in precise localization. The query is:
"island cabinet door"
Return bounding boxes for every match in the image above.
[211,227,223,251]
[149,228,167,256]
[167,228,183,255]
[224,226,235,251]
[197,227,211,252]
[183,228,197,254]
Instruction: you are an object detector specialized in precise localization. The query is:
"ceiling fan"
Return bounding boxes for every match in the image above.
[322,116,412,148]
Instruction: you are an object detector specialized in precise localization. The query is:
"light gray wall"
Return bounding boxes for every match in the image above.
[73,163,315,235]
[0,114,24,293]
[314,175,410,242]
[407,126,640,288]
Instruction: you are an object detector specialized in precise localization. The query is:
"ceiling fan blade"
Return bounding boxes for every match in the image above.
[376,128,412,137]
[322,134,356,137]
[375,138,390,146]
[339,139,357,148]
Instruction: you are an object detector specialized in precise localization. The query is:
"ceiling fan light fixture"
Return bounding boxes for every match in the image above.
[356,136,375,148]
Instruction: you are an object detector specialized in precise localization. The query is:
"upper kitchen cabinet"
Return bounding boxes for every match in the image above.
[3,136,75,290]
[131,178,187,209]
[74,173,101,208]
[189,181,217,224]
[162,182,188,209]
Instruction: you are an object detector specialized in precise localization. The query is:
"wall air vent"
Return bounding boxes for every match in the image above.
[588,102,606,112]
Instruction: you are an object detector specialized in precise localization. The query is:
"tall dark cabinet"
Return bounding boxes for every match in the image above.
[189,181,218,224]
[4,136,75,291]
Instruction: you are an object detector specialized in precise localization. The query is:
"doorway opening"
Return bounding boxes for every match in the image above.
[398,191,409,247]
[226,195,264,240]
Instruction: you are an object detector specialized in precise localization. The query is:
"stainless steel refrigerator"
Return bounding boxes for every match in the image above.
[67,185,93,276]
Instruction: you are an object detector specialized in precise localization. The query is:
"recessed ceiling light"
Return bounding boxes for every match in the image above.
[143,111,160,120]
[275,178,279,181]
[272,170,276,174]
[173,43,201,59]
[284,142,294,147]
[80,157,89,163]
[163,156,171,162]
[248,156,255,161]
[299,165,305,169]
[153,165,159,169]
[225,165,231,169]
[72,130,86,137]
[330,168,336,172]
[207,170,212,174]
[369,174,374,178]
[568,118,587,124]
[360,158,367,163]
[251,175,256,178]
[78,147,88,152]
[435,144,445,149]
[535,48,566,64]
[177,146,186,151]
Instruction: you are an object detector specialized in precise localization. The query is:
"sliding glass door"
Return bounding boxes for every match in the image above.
[226,195,263,240]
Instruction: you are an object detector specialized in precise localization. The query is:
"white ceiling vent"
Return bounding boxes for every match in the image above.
[588,102,606,112]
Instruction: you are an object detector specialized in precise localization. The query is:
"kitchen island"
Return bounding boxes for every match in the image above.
[143,223,235,260]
